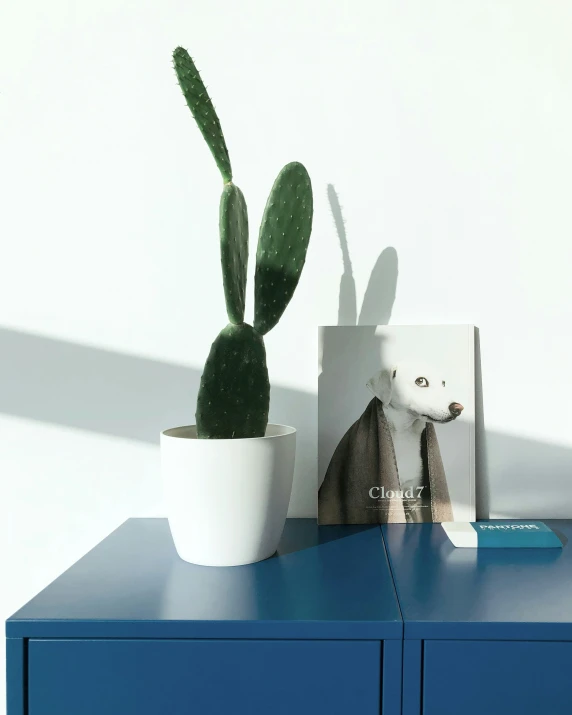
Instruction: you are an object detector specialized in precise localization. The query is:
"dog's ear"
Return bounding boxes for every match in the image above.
[366,367,396,405]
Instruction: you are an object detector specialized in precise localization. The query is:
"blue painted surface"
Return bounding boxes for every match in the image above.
[381,638,402,715]
[382,520,572,640]
[7,519,401,640]
[6,638,25,715]
[401,639,422,715]
[18,518,572,714]
[423,640,572,715]
[28,638,382,715]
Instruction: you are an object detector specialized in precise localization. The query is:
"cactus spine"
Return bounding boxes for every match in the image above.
[173,47,313,439]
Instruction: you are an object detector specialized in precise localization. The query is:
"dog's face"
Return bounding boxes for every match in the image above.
[367,362,464,423]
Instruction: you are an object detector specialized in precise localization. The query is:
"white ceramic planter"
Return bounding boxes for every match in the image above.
[161,424,296,567]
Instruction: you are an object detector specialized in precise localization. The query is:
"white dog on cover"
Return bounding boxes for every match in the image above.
[366,361,464,493]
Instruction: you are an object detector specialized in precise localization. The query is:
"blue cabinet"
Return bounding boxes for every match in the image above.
[9,518,572,714]
[383,520,572,715]
[7,519,403,715]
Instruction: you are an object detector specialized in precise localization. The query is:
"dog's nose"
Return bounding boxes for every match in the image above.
[449,402,464,417]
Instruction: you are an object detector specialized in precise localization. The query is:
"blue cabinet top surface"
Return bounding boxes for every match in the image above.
[382,520,572,640]
[8,518,401,640]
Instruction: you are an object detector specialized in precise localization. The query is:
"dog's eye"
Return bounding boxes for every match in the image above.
[442,381,446,387]
[415,377,429,387]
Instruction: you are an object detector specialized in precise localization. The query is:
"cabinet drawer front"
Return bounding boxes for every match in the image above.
[29,638,381,715]
[423,640,572,715]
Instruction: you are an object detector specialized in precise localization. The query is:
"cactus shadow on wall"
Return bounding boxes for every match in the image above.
[318,185,399,489]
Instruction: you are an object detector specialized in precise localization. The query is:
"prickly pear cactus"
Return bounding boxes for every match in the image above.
[254,162,313,335]
[220,184,248,324]
[196,324,269,439]
[173,46,313,438]
[173,47,232,183]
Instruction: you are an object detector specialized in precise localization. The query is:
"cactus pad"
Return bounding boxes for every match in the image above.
[196,323,270,438]
[220,183,249,324]
[173,47,232,183]
[253,162,313,335]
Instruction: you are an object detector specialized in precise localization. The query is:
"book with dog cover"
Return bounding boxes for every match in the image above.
[318,325,475,524]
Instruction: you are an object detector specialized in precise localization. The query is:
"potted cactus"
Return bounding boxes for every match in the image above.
[161,48,313,567]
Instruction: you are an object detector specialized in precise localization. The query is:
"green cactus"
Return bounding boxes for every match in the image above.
[220,184,248,324]
[254,162,313,335]
[196,324,269,438]
[173,46,313,438]
[173,47,232,183]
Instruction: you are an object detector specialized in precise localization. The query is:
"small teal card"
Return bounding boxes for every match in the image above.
[442,521,563,548]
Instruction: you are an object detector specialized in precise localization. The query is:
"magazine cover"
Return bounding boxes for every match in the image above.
[318,325,475,524]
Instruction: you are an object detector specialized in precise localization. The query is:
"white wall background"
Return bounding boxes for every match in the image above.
[2,0,572,708]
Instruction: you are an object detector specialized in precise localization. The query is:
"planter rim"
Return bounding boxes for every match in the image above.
[161,423,296,442]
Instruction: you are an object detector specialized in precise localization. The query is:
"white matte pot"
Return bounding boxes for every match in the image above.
[161,424,296,567]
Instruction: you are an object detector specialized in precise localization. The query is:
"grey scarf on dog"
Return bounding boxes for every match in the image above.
[318,397,453,524]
